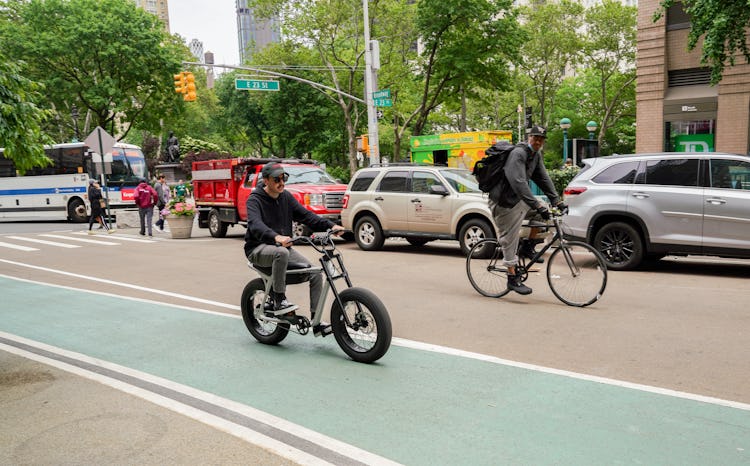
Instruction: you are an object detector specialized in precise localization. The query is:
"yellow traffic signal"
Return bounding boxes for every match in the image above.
[184,72,197,102]
[173,72,187,95]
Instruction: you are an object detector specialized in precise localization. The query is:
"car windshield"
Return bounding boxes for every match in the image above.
[284,166,338,185]
[440,168,481,193]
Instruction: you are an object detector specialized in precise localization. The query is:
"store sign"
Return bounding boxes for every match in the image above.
[674,134,714,152]
[681,105,698,112]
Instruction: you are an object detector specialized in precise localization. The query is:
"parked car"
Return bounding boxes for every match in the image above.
[563,152,750,270]
[341,164,497,255]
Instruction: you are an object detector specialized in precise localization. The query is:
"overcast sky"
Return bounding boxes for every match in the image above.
[168,0,239,67]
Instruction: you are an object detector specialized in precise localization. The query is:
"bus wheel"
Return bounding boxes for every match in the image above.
[68,198,88,223]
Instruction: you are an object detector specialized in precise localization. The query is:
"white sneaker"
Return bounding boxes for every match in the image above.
[87,230,95,235]
[107,228,116,234]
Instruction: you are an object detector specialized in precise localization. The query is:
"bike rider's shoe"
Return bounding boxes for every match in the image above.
[272,292,299,314]
[313,323,333,337]
[507,272,532,295]
[519,238,544,264]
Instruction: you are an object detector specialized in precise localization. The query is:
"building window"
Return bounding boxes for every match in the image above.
[666,1,691,31]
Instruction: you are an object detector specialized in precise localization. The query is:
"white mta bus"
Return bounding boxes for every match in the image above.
[0,142,148,222]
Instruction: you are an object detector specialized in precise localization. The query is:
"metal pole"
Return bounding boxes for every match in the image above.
[563,129,569,164]
[96,128,112,229]
[363,0,379,165]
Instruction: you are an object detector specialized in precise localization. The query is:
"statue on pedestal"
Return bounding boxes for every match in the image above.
[166,131,180,163]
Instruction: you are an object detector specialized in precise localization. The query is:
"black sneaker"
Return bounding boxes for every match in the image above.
[519,239,544,263]
[507,272,532,295]
[272,292,298,314]
[313,323,333,337]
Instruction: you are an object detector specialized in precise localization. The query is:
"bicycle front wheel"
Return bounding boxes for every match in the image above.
[547,241,607,307]
[466,238,510,298]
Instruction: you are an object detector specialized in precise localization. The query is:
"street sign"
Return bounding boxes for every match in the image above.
[235,79,280,91]
[374,98,392,107]
[372,89,391,99]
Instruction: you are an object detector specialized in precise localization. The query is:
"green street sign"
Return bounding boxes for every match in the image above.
[372,89,391,99]
[235,79,280,91]
[374,98,393,107]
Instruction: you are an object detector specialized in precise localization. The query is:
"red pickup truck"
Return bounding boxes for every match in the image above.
[192,158,348,237]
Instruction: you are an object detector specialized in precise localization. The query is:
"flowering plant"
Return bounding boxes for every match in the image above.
[167,196,196,217]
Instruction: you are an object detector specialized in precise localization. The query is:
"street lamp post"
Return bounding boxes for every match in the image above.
[586,120,598,140]
[560,117,571,164]
[71,104,80,142]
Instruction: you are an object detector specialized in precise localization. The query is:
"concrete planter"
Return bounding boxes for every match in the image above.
[167,215,194,239]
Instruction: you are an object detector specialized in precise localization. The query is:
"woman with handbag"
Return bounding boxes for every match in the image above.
[87,179,114,234]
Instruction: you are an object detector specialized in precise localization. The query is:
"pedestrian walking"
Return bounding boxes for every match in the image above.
[87,179,114,234]
[134,177,158,237]
[154,174,170,231]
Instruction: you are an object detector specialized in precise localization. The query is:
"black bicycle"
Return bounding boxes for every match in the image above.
[466,210,607,307]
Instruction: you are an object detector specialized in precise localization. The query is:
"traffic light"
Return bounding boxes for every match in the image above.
[174,72,187,95]
[184,72,197,102]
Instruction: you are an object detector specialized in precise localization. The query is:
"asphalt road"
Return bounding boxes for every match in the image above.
[1,220,749,464]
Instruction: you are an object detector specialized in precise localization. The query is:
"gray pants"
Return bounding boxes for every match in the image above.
[489,200,538,267]
[248,244,324,315]
[138,206,154,236]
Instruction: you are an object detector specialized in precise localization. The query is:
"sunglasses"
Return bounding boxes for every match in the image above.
[271,173,289,183]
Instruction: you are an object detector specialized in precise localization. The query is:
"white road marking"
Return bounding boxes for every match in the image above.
[72,231,157,243]
[0,242,38,252]
[40,234,120,245]
[7,236,80,248]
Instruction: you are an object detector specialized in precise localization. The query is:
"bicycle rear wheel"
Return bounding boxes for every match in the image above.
[547,241,607,307]
[466,239,510,298]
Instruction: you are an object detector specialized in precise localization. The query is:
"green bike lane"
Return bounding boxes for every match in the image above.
[1,275,749,465]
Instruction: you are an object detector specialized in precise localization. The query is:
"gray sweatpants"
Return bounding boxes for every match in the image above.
[489,200,538,267]
[248,244,324,315]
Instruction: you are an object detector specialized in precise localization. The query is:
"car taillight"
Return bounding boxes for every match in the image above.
[342,194,349,209]
[564,187,587,196]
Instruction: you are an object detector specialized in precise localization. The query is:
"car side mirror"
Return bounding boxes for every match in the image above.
[429,184,449,196]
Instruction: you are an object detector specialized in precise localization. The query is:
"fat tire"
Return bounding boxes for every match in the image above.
[593,222,643,270]
[466,238,510,298]
[354,215,385,251]
[547,241,607,307]
[208,209,228,238]
[330,287,391,363]
[240,278,289,344]
[458,218,495,256]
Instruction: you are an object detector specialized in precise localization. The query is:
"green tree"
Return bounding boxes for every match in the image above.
[516,0,584,129]
[656,0,750,84]
[0,56,53,172]
[0,0,187,142]
[413,0,524,136]
[581,0,637,149]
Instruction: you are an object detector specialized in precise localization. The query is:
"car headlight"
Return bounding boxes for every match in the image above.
[304,193,324,206]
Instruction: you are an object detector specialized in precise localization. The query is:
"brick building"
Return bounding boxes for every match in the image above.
[637,0,750,154]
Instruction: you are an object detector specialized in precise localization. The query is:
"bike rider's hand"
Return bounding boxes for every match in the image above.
[556,201,569,214]
[275,234,293,248]
[536,205,551,221]
[330,224,346,236]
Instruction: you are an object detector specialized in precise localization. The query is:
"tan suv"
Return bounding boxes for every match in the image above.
[341,165,497,255]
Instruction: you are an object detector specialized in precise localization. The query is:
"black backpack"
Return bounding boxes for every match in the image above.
[472,141,517,192]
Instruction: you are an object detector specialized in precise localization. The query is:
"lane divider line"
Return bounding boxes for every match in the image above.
[7,236,81,248]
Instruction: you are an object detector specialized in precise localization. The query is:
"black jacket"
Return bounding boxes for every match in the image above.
[489,144,560,208]
[243,186,335,256]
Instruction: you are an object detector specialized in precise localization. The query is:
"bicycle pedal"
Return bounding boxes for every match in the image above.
[296,316,311,334]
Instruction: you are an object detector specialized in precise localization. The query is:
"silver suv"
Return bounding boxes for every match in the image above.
[564,152,750,270]
[341,165,497,255]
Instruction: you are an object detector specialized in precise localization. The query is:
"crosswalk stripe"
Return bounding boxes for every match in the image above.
[8,236,80,248]
[71,232,157,243]
[0,242,38,252]
[39,234,119,246]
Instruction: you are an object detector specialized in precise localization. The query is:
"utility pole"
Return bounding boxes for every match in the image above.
[363,0,380,165]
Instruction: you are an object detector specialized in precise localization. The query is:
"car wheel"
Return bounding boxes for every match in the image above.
[593,222,644,270]
[208,209,228,238]
[354,215,385,251]
[458,218,495,256]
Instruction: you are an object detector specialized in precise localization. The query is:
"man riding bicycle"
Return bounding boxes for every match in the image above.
[244,162,345,336]
[488,125,567,295]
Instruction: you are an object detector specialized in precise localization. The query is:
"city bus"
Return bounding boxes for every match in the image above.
[0,142,148,222]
